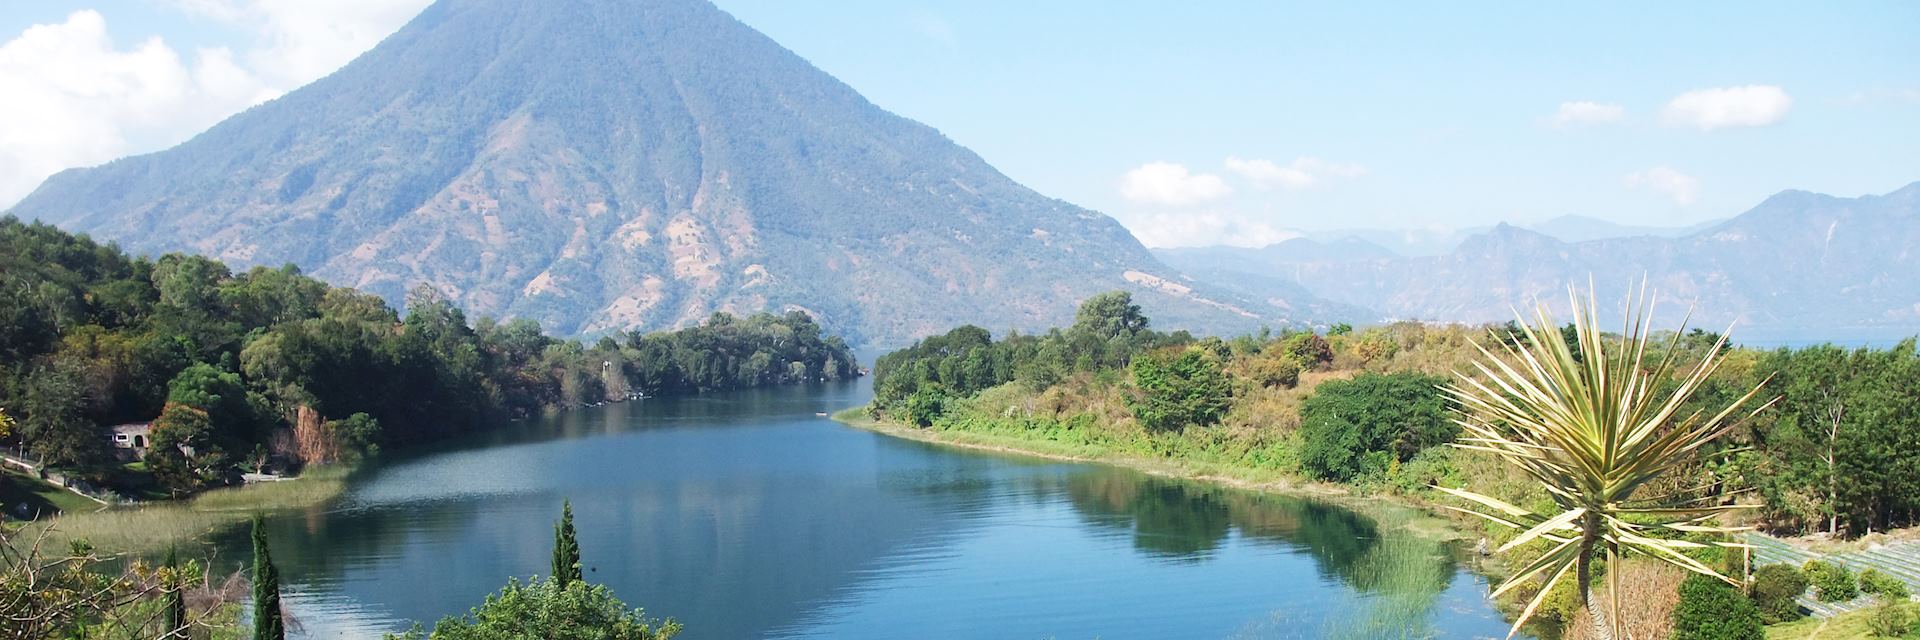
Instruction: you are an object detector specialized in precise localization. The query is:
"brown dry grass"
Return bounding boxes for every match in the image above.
[1563,559,1687,640]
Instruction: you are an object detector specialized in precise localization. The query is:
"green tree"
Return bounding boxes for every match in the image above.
[1071,291,1147,342]
[553,501,582,587]
[1671,574,1764,640]
[1127,348,1231,431]
[1298,372,1452,482]
[389,577,680,640]
[252,515,285,640]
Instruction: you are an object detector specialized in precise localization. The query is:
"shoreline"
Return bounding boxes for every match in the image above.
[829,407,1474,543]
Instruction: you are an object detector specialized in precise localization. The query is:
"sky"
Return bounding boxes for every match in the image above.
[1,1,1916,248]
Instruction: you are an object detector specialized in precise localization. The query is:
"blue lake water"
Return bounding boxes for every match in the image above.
[225,380,1520,639]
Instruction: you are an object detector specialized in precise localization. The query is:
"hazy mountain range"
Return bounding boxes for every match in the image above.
[8,0,1334,347]
[1158,183,1920,334]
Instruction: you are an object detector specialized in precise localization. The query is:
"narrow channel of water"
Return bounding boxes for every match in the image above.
[217,380,1519,639]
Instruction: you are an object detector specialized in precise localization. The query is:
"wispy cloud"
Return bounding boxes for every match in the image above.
[1660,85,1792,131]
[1624,166,1700,205]
[1112,210,1299,248]
[1548,101,1625,127]
[908,12,957,47]
[1224,156,1366,191]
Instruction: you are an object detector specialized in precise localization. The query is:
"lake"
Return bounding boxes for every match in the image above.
[219,380,1520,639]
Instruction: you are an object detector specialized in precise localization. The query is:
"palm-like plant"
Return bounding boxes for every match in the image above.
[1439,287,1772,640]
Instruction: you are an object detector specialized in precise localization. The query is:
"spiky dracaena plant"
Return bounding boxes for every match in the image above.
[1438,287,1773,640]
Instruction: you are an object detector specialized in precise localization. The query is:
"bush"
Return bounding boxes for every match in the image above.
[1672,574,1764,640]
[1804,560,1860,602]
[1298,372,1452,482]
[1868,599,1914,638]
[1860,568,1911,600]
[904,388,947,427]
[1279,332,1333,368]
[1246,354,1302,389]
[1128,348,1231,431]
[1750,563,1809,623]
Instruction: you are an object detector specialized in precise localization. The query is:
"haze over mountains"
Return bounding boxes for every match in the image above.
[8,0,1323,347]
[1158,183,1920,335]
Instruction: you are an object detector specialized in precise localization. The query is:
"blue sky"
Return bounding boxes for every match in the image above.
[3,1,1916,246]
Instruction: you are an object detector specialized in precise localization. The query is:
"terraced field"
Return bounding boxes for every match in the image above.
[1749,533,1920,617]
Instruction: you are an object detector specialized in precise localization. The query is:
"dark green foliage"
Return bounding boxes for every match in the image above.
[1860,568,1911,600]
[904,389,947,427]
[1750,563,1809,623]
[553,501,582,587]
[1127,348,1232,431]
[1804,560,1860,602]
[0,218,857,490]
[870,292,1193,417]
[1746,340,1920,537]
[388,577,680,640]
[252,515,285,640]
[1298,372,1453,482]
[1672,574,1764,640]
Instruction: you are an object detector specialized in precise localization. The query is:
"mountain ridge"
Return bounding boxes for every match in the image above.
[11,0,1330,346]
[1163,183,1920,332]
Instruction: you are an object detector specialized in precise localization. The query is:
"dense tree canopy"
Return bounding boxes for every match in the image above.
[0,217,858,490]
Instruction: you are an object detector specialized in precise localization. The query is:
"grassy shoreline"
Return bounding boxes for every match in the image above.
[15,465,354,556]
[830,407,1469,542]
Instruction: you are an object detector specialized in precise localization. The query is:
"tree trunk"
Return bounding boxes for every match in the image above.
[1577,513,1614,640]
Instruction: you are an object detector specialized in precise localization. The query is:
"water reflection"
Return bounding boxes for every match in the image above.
[209,381,1515,639]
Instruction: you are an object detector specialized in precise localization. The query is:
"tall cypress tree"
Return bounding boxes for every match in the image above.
[552,500,582,587]
[251,515,284,640]
[164,545,187,637]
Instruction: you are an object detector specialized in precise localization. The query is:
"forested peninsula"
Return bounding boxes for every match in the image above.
[0,217,859,503]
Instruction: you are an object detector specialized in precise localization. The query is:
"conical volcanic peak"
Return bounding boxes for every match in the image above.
[12,0,1319,345]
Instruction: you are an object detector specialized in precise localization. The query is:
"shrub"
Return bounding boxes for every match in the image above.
[1279,332,1333,368]
[904,388,946,427]
[1245,354,1302,389]
[1868,599,1914,638]
[1672,574,1764,640]
[1860,568,1911,600]
[1750,563,1809,623]
[1128,348,1231,431]
[1298,372,1451,482]
[1804,560,1859,602]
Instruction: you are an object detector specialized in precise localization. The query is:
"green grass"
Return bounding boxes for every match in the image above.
[1767,601,1920,639]
[20,465,352,556]
[1,466,103,519]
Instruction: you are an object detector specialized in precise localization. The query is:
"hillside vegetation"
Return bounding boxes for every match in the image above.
[0,217,857,500]
[867,291,1920,630]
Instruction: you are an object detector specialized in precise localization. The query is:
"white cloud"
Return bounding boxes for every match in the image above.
[1660,85,1792,130]
[1113,210,1300,249]
[1224,156,1366,191]
[0,11,278,206]
[1624,166,1700,205]
[0,2,428,207]
[1119,162,1232,206]
[1548,101,1625,127]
